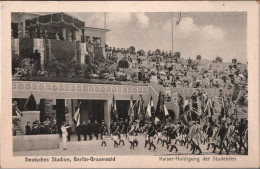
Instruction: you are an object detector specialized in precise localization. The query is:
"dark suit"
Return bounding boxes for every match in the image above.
[82,124,87,140]
[218,124,228,154]
[65,124,72,141]
[25,124,31,135]
[93,123,100,140]
[86,123,93,140]
[76,125,82,141]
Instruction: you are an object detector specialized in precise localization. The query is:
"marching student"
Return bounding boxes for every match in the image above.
[143,121,149,148]
[118,119,125,146]
[100,120,108,147]
[206,122,214,150]
[147,121,156,151]
[128,121,139,149]
[218,119,229,155]
[156,121,163,144]
[161,123,170,148]
[169,123,178,153]
[111,121,120,148]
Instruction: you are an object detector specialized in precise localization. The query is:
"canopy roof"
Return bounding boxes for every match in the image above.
[25,12,85,30]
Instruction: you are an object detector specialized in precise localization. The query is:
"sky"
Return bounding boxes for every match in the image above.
[70,12,247,63]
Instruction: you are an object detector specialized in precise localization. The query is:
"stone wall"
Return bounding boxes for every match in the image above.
[13,134,60,152]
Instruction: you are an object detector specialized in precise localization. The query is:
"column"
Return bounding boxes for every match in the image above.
[62,28,67,41]
[104,99,112,133]
[65,99,73,125]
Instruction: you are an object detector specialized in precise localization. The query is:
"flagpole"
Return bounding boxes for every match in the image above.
[171,12,173,53]
[104,12,106,29]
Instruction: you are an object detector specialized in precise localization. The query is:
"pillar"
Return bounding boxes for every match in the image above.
[62,28,67,41]
[80,42,87,65]
[22,20,26,37]
[65,99,73,125]
[104,99,112,133]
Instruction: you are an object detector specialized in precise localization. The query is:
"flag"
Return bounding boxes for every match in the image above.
[164,104,169,116]
[128,96,134,118]
[220,96,226,119]
[155,92,164,120]
[73,102,81,127]
[201,98,214,122]
[155,117,160,124]
[176,12,182,25]
[137,95,145,120]
[150,95,155,116]
[184,98,190,112]
[111,95,118,120]
[146,100,152,118]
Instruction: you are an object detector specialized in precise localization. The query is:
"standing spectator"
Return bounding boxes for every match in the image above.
[76,123,82,141]
[25,121,31,135]
[61,122,71,151]
[86,120,93,140]
[82,121,87,140]
[39,122,46,134]
[31,122,38,135]
[50,120,58,134]
[93,120,100,140]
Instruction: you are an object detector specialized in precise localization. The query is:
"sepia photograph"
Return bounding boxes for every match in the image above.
[11,11,248,156]
[1,1,259,168]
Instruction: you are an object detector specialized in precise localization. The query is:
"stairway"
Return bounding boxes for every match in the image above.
[13,122,24,135]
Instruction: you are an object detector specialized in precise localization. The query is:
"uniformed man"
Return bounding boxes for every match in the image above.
[147,121,156,151]
[169,123,178,153]
[156,121,163,144]
[206,122,214,150]
[161,123,170,148]
[217,119,229,155]
[143,122,149,148]
[100,120,108,146]
[93,120,100,140]
[25,121,31,135]
[128,121,138,149]
[238,118,247,154]
[118,119,125,146]
[111,121,119,148]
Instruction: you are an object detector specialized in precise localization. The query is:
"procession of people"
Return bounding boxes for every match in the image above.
[62,89,248,155]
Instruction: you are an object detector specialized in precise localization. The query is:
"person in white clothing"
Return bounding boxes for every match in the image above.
[61,122,71,150]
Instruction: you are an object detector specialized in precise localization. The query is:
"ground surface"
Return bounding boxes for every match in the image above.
[14,134,246,156]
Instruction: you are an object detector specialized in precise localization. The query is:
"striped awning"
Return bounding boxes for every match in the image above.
[25,12,85,30]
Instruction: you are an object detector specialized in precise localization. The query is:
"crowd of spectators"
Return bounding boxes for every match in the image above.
[104,45,248,92]
[24,118,58,135]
